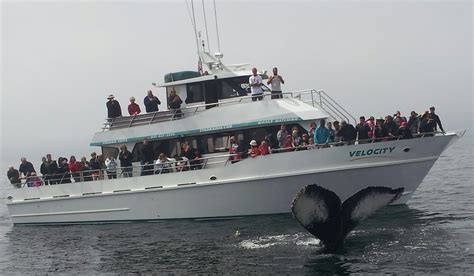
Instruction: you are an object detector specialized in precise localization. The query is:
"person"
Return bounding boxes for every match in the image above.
[105,153,118,179]
[181,143,199,170]
[327,122,335,143]
[168,89,183,118]
[144,90,161,113]
[355,116,370,144]
[28,172,42,188]
[283,134,293,152]
[258,140,271,155]
[175,156,189,172]
[228,136,241,163]
[69,156,81,183]
[382,115,399,139]
[79,156,92,182]
[90,152,101,181]
[291,129,302,148]
[333,121,342,145]
[155,153,173,174]
[398,122,413,139]
[40,157,48,180]
[140,139,155,176]
[249,140,260,157]
[45,154,59,184]
[429,106,445,133]
[366,116,375,140]
[339,121,357,145]
[119,144,133,177]
[408,111,420,135]
[301,133,310,148]
[267,67,285,99]
[128,97,141,116]
[419,111,435,134]
[237,140,249,159]
[276,125,288,148]
[97,154,107,179]
[106,94,122,119]
[308,122,316,138]
[393,111,407,125]
[57,157,71,184]
[373,119,385,142]
[314,119,330,147]
[249,68,263,101]
[7,167,21,188]
[19,157,36,179]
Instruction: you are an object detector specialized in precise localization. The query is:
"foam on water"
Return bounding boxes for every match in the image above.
[239,234,320,249]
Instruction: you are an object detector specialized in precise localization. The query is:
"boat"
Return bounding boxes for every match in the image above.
[4,48,465,225]
[4,1,465,224]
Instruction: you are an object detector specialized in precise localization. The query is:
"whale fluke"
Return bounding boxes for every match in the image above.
[291,185,404,250]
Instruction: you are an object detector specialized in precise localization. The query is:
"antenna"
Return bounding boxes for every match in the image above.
[202,0,211,53]
[190,0,200,58]
[213,0,221,53]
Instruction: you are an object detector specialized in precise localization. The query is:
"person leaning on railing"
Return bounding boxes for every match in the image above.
[7,166,21,188]
[168,89,183,118]
[119,145,133,177]
[79,156,92,182]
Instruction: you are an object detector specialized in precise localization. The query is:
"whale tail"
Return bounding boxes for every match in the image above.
[291,185,404,250]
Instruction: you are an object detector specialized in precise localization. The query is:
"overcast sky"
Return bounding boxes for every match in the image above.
[1,0,472,173]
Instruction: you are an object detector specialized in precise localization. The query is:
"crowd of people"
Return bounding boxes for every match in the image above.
[228,107,444,159]
[7,106,444,188]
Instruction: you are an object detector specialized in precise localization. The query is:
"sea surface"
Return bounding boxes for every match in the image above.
[0,135,472,274]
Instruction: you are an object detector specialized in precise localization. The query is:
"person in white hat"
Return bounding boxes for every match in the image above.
[249,140,260,158]
[128,96,141,116]
[106,94,122,119]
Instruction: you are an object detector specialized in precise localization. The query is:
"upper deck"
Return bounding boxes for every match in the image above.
[92,89,356,147]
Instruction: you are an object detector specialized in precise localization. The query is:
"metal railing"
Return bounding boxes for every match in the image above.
[12,131,443,189]
[103,89,356,130]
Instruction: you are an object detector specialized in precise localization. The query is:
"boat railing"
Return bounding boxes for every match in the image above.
[281,89,357,125]
[13,131,444,189]
[102,89,356,130]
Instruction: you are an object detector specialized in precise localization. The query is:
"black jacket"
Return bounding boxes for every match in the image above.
[382,121,399,136]
[355,123,370,140]
[40,163,48,176]
[19,162,35,177]
[7,169,21,184]
[140,143,155,163]
[119,150,133,167]
[169,95,183,110]
[430,113,444,132]
[107,100,122,118]
[46,160,58,175]
[340,124,357,142]
[144,96,161,113]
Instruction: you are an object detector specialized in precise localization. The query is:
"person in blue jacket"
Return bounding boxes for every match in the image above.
[314,119,330,146]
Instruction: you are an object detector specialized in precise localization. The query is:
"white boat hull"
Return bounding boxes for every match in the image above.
[5,132,463,225]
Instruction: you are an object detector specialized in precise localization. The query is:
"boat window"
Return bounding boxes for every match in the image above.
[218,77,249,99]
[131,140,170,162]
[102,147,119,158]
[185,82,205,104]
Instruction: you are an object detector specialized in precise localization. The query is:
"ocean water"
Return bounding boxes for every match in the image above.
[0,135,472,274]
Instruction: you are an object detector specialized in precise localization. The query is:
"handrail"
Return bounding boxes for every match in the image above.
[102,89,356,131]
[13,131,444,189]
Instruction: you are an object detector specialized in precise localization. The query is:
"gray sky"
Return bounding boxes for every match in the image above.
[1,0,472,172]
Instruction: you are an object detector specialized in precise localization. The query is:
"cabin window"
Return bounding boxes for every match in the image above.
[218,77,251,99]
[185,82,205,104]
[102,147,119,158]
